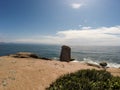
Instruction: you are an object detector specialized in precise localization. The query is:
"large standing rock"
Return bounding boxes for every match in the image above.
[60,45,71,62]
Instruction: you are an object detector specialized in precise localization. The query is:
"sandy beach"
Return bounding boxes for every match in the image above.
[0,54,120,90]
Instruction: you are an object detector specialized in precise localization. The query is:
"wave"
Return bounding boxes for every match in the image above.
[52,56,120,68]
[72,58,120,68]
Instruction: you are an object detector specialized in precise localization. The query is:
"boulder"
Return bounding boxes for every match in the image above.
[60,45,71,62]
[99,62,107,68]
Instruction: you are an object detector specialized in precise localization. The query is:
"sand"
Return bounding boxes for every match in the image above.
[0,55,120,90]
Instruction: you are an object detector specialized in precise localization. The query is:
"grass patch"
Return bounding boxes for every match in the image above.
[46,69,120,90]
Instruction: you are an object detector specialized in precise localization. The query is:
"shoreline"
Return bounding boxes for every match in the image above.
[71,59,120,68]
[1,51,120,68]
[0,52,120,90]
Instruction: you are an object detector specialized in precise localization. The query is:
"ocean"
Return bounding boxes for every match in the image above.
[0,43,120,68]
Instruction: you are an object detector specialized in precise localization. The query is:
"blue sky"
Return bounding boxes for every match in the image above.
[0,0,120,45]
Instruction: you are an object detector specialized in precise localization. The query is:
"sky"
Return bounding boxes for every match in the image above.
[0,0,120,46]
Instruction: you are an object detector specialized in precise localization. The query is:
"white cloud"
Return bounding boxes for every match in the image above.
[13,26,120,46]
[81,26,92,29]
[71,3,83,9]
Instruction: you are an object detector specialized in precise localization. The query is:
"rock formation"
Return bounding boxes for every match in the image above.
[60,45,71,62]
[9,52,51,60]
[10,52,39,58]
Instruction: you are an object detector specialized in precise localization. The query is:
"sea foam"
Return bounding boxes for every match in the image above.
[72,58,120,68]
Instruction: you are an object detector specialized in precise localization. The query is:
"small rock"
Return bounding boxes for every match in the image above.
[2,80,7,86]
[40,57,51,60]
[99,62,107,68]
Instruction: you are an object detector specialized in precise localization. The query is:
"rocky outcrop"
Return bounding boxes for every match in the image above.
[9,52,51,60]
[60,45,71,62]
[10,52,39,58]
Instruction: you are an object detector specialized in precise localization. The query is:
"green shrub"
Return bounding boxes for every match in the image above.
[46,69,120,90]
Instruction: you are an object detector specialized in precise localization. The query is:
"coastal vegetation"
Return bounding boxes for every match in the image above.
[47,69,120,90]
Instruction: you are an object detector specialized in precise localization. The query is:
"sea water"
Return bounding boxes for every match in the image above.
[0,43,120,68]
[71,46,120,68]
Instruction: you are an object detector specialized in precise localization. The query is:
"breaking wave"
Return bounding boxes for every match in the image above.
[72,58,120,68]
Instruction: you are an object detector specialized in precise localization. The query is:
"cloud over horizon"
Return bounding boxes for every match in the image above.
[10,26,120,46]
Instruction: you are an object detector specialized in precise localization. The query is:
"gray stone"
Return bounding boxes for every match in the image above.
[99,62,107,68]
[60,45,71,62]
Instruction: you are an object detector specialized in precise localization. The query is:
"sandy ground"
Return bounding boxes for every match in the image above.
[0,56,120,90]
